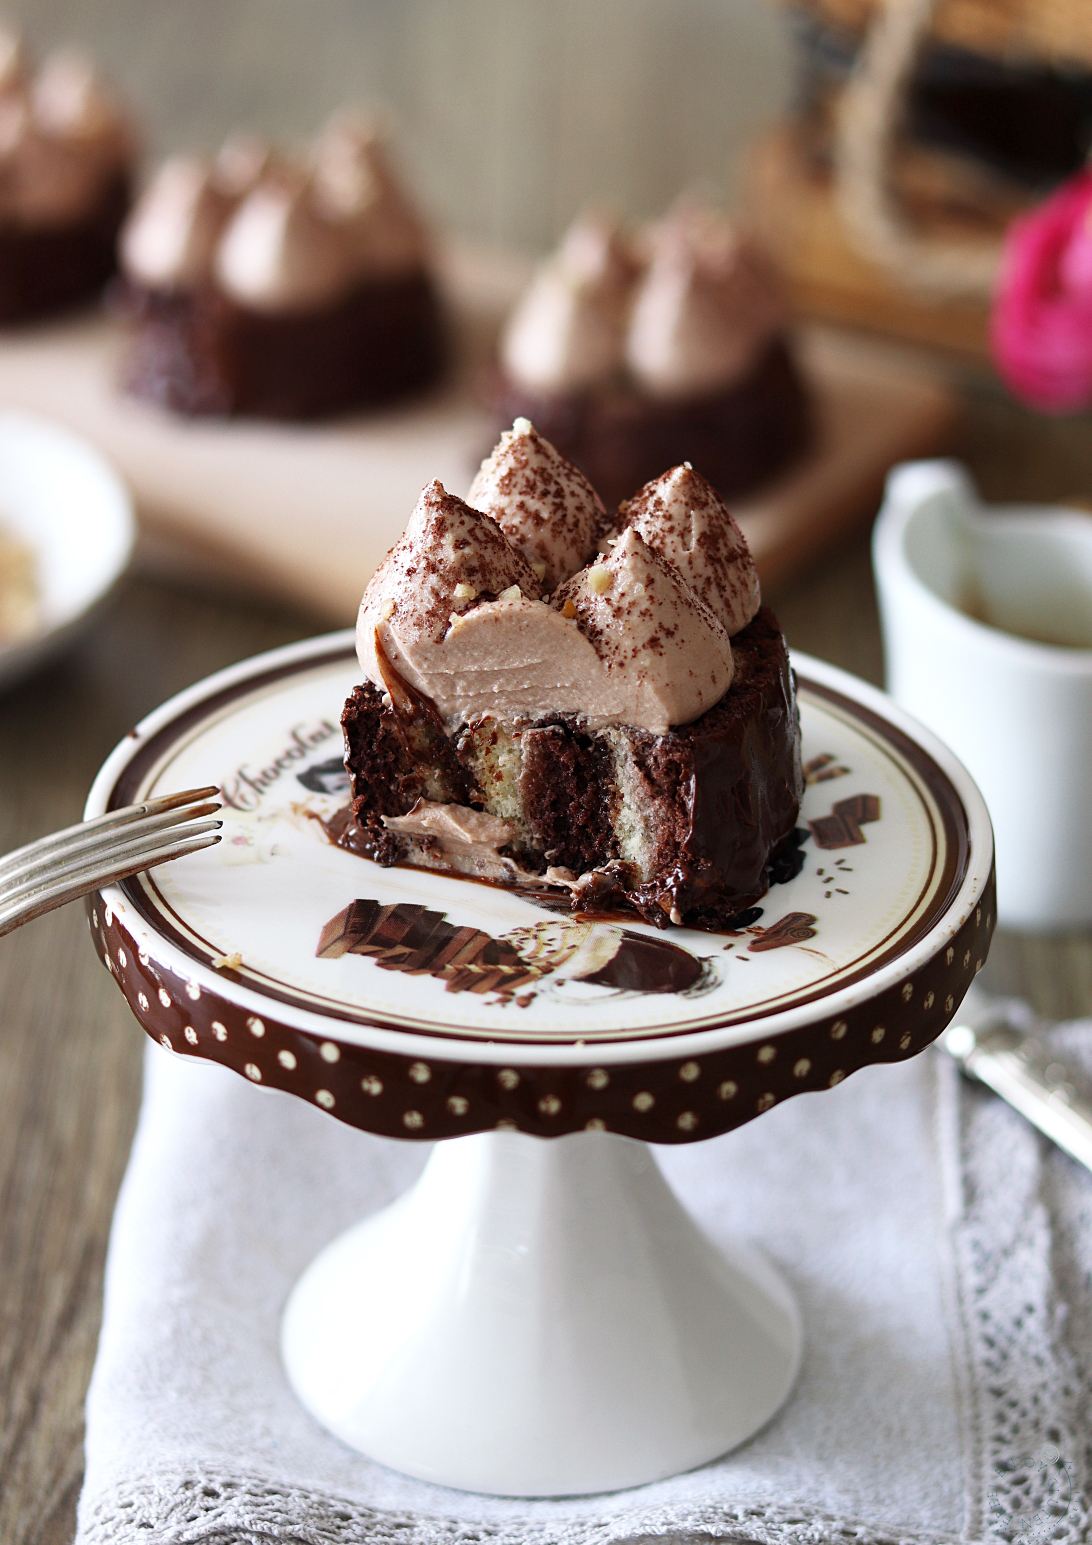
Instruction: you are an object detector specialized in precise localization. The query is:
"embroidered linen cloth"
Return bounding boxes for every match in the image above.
[76,1017,1092,1544]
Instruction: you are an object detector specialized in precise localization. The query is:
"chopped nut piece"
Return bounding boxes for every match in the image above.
[497,584,522,602]
[587,564,613,593]
[453,582,477,601]
[211,951,243,971]
[561,598,576,619]
[531,560,547,581]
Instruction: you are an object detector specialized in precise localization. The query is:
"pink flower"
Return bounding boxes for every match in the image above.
[991,169,1092,413]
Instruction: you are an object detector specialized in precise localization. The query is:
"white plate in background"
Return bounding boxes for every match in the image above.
[0,410,135,692]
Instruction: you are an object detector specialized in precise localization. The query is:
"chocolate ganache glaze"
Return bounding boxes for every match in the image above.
[337,424,805,931]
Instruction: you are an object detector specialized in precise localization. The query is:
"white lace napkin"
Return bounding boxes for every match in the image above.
[76,1019,1092,1545]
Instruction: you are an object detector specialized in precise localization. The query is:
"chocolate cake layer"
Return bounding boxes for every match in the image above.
[489,338,812,510]
[519,724,615,875]
[340,605,804,930]
[119,269,446,419]
[0,171,129,323]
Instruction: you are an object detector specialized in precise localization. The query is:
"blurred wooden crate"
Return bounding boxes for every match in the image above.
[743,124,995,358]
[797,0,1092,68]
[747,0,1092,355]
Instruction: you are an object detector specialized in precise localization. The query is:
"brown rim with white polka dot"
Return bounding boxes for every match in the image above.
[83,633,995,1145]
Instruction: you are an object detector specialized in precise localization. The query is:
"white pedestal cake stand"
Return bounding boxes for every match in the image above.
[84,632,994,1498]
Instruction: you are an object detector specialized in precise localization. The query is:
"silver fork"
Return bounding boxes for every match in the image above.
[942,984,1092,1175]
[0,786,222,939]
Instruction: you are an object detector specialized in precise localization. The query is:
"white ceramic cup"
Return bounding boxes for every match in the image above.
[873,459,1092,932]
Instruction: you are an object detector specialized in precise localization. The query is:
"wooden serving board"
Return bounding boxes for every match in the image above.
[0,244,959,622]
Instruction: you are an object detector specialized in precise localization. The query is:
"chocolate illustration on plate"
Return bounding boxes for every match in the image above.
[746,911,820,951]
[297,756,351,797]
[802,753,851,785]
[317,900,719,1005]
[808,794,882,850]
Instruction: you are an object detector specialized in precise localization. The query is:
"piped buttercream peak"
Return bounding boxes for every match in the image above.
[31,50,127,144]
[620,462,760,635]
[499,213,635,394]
[552,526,733,730]
[310,109,429,276]
[468,418,603,591]
[626,206,785,399]
[215,171,355,312]
[356,479,539,689]
[120,156,234,291]
[212,133,271,199]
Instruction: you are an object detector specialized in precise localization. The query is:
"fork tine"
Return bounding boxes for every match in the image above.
[0,829,222,938]
[0,786,221,884]
[0,816,223,913]
[0,800,222,890]
[133,787,220,814]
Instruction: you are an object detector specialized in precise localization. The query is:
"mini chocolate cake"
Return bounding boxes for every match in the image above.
[0,39,133,323]
[117,114,444,419]
[336,421,804,931]
[120,267,443,420]
[490,207,811,509]
[491,337,809,512]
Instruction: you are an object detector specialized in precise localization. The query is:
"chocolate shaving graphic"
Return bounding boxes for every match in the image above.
[317,900,543,998]
[808,794,881,850]
[803,753,851,785]
[317,900,709,1001]
[747,911,819,951]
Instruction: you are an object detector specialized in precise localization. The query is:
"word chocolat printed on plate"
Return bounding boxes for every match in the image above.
[220,720,340,812]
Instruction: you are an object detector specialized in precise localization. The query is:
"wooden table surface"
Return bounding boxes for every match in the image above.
[2,379,1092,1545]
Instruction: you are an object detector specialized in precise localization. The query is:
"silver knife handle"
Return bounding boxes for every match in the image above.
[943,1021,1092,1174]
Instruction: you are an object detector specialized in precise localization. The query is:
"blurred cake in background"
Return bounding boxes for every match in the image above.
[117,111,445,419]
[0,31,133,323]
[489,204,811,509]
